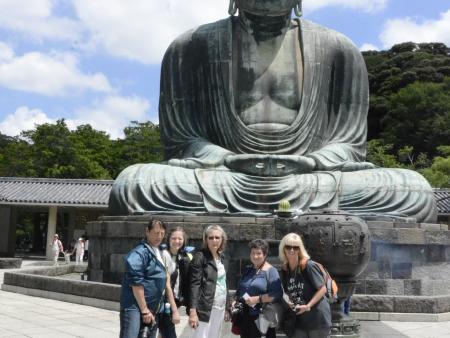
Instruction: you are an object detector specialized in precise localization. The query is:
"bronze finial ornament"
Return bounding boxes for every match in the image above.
[294,0,302,17]
[228,0,237,16]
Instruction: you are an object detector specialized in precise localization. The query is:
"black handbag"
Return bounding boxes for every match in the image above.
[281,309,297,338]
[230,301,244,335]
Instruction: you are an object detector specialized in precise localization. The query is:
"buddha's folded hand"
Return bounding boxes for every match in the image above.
[168,158,227,169]
[224,154,315,176]
[340,161,376,172]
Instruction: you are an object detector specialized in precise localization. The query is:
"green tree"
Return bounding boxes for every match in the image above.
[111,121,163,178]
[381,78,450,158]
[363,42,450,150]
[421,146,450,188]
[70,125,113,179]
[17,120,114,179]
[0,137,35,177]
[21,120,77,177]
[366,139,403,168]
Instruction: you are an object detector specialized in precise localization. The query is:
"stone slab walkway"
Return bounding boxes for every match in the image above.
[1,260,450,337]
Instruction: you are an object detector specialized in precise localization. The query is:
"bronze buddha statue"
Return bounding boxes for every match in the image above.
[109,0,437,223]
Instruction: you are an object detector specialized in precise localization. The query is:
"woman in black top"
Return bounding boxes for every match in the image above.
[188,225,230,338]
[278,233,331,338]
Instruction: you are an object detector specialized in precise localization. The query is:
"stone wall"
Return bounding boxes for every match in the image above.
[86,214,287,286]
[358,221,450,286]
[87,214,450,314]
[351,220,450,313]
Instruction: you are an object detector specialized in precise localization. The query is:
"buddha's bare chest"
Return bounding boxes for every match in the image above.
[234,29,302,130]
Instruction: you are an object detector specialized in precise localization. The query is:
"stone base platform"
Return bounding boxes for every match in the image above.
[86,213,284,286]
[86,213,450,317]
[352,311,450,322]
[1,264,120,311]
[352,294,450,315]
[0,258,22,269]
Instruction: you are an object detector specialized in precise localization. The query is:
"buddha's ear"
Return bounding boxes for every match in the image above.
[293,0,303,18]
[228,0,238,16]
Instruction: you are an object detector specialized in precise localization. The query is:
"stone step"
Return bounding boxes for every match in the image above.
[0,258,22,269]
[352,294,450,314]
[356,278,450,296]
[360,262,450,281]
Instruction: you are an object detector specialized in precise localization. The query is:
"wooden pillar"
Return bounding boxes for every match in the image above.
[0,206,16,257]
[45,206,58,260]
[67,209,75,246]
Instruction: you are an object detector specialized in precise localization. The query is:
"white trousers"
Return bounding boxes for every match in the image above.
[52,250,60,266]
[75,253,84,264]
[189,308,224,338]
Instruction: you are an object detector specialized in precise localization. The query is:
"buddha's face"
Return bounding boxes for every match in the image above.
[236,0,297,16]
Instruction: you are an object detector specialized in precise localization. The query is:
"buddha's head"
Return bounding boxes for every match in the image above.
[231,0,301,17]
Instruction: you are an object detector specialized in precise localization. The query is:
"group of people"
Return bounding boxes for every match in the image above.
[50,234,89,266]
[120,220,332,338]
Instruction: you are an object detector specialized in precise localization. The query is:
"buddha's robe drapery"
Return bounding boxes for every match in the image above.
[108,18,437,222]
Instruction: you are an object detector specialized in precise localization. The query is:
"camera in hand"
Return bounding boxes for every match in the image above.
[139,321,156,338]
[231,301,244,315]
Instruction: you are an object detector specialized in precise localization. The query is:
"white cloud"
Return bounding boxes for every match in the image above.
[71,95,151,138]
[0,42,113,96]
[305,0,387,13]
[0,0,390,65]
[73,0,228,64]
[72,0,389,64]
[360,43,379,51]
[0,41,14,62]
[380,9,450,48]
[0,106,55,136]
[0,0,81,41]
[0,95,151,138]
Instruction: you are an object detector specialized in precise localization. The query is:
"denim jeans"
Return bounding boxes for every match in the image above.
[120,306,158,338]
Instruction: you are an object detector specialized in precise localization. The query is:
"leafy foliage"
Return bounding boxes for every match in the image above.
[111,121,163,178]
[0,120,163,179]
[421,146,450,188]
[364,42,450,187]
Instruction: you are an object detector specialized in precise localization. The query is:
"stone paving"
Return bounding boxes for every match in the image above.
[1,260,450,337]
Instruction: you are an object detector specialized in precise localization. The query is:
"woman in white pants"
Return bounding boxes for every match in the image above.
[188,225,230,338]
[51,234,64,266]
[74,238,85,264]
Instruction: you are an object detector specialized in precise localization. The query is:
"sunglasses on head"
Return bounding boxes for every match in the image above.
[285,245,300,251]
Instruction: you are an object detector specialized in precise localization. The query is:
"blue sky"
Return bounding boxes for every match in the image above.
[0,0,449,139]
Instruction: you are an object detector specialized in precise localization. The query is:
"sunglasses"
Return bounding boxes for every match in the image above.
[208,236,221,240]
[285,245,300,251]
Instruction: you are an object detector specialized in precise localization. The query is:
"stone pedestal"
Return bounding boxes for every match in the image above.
[86,214,282,286]
[86,213,449,337]
[352,221,450,315]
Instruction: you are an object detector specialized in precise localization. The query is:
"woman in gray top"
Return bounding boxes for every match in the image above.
[279,233,331,338]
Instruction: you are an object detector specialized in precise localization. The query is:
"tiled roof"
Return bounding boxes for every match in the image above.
[0,177,113,208]
[435,189,450,215]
